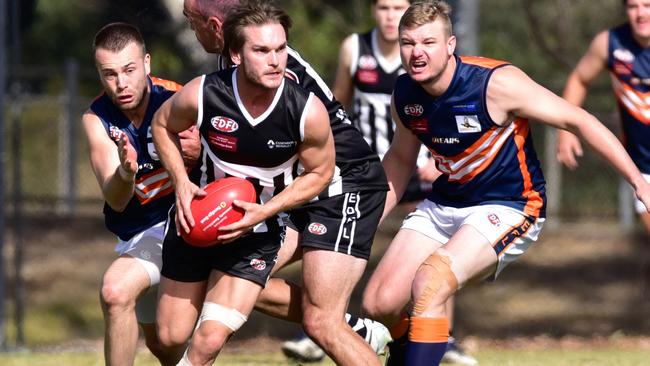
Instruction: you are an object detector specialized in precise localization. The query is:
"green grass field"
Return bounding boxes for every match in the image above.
[1,347,650,366]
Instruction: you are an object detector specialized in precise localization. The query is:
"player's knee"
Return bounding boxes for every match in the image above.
[100,281,134,312]
[157,322,190,349]
[302,306,333,341]
[411,252,458,317]
[361,287,396,321]
[192,325,229,357]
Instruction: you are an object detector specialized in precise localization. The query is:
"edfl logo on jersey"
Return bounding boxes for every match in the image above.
[211,116,239,133]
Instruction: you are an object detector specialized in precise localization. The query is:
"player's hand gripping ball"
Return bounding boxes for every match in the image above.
[182,177,257,247]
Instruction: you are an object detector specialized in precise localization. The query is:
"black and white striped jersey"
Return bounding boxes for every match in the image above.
[350,29,431,166]
[215,48,388,198]
[194,68,313,233]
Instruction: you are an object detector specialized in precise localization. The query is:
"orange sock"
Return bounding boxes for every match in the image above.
[406,317,449,365]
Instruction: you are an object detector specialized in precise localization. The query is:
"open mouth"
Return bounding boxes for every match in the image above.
[410,60,427,72]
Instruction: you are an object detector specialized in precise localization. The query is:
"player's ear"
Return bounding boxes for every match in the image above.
[230,49,241,66]
[207,16,221,34]
[144,53,151,75]
[447,35,456,55]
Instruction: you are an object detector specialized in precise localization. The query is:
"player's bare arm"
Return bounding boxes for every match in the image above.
[557,30,609,169]
[81,109,136,212]
[380,95,422,220]
[331,35,356,109]
[152,76,206,233]
[218,96,335,242]
[488,65,650,211]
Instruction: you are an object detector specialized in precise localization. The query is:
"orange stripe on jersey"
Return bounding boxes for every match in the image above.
[513,119,544,217]
[453,128,512,184]
[408,317,449,343]
[611,75,650,125]
[134,167,173,205]
[460,56,510,69]
[430,125,514,183]
[150,76,183,92]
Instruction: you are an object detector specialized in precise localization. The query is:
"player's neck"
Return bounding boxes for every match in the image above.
[123,88,150,128]
[376,31,400,62]
[236,73,278,118]
[633,33,650,48]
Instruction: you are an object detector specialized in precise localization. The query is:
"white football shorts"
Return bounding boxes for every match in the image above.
[114,221,165,324]
[401,200,545,279]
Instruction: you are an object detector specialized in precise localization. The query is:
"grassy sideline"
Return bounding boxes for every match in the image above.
[1,348,650,366]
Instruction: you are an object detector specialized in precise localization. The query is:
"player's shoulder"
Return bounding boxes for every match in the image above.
[150,75,182,92]
[460,55,510,70]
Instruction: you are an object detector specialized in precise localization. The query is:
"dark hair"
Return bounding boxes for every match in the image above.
[399,0,453,37]
[372,0,413,4]
[222,0,292,60]
[194,0,241,20]
[93,22,146,55]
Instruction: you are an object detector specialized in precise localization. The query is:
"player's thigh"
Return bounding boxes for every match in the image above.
[204,270,264,316]
[156,276,206,339]
[271,226,302,275]
[102,255,152,301]
[301,248,368,313]
[430,224,497,290]
[364,228,442,314]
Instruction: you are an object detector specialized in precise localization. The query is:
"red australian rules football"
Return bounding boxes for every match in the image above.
[181,177,257,247]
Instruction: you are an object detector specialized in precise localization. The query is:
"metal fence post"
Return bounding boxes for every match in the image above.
[618,178,635,231]
[58,59,79,215]
[66,59,78,215]
[544,127,560,229]
[0,0,8,351]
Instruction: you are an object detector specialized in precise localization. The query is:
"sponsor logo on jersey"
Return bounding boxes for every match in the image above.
[452,104,478,113]
[409,118,429,133]
[267,140,296,149]
[613,48,635,63]
[109,126,124,142]
[250,258,267,271]
[404,104,424,116]
[208,132,238,152]
[308,222,327,235]
[431,136,460,144]
[487,213,501,226]
[613,61,633,76]
[455,115,481,133]
[357,69,379,84]
[359,55,378,69]
[211,116,239,133]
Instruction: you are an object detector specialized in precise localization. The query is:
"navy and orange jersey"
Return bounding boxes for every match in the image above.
[393,55,546,218]
[89,76,181,241]
[608,23,650,173]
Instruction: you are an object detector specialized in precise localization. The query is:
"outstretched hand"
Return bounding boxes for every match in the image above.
[178,126,201,168]
[217,200,269,243]
[556,131,583,170]
[117,134,138,179]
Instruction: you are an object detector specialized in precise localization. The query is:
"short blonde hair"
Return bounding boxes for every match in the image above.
[399,0,453,37]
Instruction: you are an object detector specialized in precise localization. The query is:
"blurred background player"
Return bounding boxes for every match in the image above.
[151,2,374,365]
[331,0,475,364]
[82,22,199,366]
[556,0,650,236]
[361,1,650,365]
[179,0,393,363]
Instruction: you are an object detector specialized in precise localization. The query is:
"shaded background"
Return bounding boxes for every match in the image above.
[1,0,647,353]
